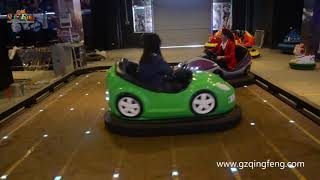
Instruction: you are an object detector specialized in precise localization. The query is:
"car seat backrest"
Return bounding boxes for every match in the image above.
[235,45,249,63]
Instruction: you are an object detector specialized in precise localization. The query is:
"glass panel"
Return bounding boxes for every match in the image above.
[211,2,232,31]
[132,0,153,33]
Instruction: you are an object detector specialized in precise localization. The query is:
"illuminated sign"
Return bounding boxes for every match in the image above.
[7,9,35,23]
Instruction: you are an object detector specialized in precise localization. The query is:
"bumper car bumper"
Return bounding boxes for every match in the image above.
[248,48,261,58]
[104,106,241,136]
[204,43,218,49]
[289,63,316,70]
[225,72,255,88]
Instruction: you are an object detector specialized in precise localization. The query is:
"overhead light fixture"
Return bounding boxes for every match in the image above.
[45,12,55,15]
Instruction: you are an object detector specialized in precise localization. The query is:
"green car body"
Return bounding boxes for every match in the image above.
[106,65,236,121]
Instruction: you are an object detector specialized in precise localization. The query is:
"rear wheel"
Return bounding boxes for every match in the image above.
[191,92,216,115]
[117,95,142,118]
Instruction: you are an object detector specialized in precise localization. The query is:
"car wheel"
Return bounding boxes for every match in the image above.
[117,95,142,118]
[191,91,216,115]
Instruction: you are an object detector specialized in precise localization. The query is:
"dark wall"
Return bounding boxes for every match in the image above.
[0,20,14,90]
[252,0,303,48]
[312,0,320,55]
[91,0,122,50]
[272,0,304,47]
[302,0,315,52]
[252,0,274,47]
[90,0,304,49]
[233,0,246,30]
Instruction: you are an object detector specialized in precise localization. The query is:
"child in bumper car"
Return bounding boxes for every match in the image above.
[205,29,237,70]
[138,34,173,89]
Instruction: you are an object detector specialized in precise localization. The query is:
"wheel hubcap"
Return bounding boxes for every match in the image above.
[192,93,215,114]
[118,97,141,117]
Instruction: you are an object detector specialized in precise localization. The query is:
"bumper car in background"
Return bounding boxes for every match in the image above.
[278,29,303,54]
[104,58,241,136]
[204,30,221,50]
[205,30,261,58]
[234,30,261,58]
[289,44,316,70]
[180,45,255,87]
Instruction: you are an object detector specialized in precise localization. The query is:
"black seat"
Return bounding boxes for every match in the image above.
[235,45,249,63]
[116,59,192,93]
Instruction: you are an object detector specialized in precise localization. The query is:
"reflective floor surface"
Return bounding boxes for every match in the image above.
[0,71,319,180]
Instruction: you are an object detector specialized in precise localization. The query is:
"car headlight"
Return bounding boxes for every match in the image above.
[216,82,231,91]
[105,91,110,101]
[228,94,236,104]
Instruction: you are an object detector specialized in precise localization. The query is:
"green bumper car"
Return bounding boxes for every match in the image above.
[104,59,241,136]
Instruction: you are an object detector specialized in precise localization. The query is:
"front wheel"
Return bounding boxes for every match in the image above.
[117,95,142,118]
[191,92,216,115]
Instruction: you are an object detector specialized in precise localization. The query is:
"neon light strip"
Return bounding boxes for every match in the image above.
[45,12,55,15]
[161,45,204,49]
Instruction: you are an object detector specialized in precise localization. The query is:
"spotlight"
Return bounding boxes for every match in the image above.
[43,134,48,138]
[289,120,295,123]
[54,176,62,180]
[85,131,91,134]
[70,108,74,111]
[112,173,120,178]
[230,168,238,173]
[288,164,295,168]
[171,170,179,176]
[0,175,7,179]
[2,136,8,140]
[250,123,255,126]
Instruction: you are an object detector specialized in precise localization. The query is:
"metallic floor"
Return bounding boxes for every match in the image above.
[0,71,319,180]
